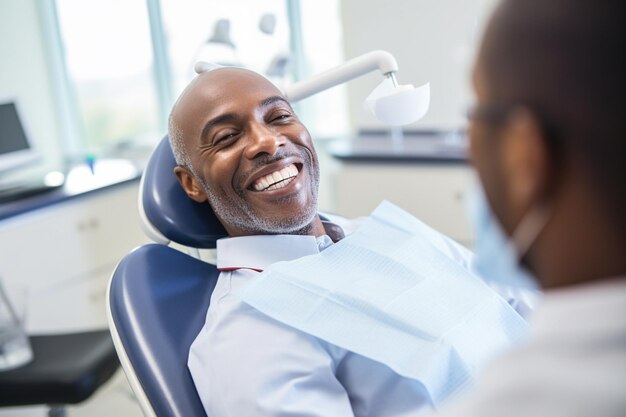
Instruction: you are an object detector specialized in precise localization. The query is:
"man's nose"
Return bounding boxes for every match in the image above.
[244,123,287,159]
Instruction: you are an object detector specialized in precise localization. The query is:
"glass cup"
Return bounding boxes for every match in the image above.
[0,278,33,371]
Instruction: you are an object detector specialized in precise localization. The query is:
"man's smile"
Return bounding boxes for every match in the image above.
[245,158,304,193]
[251,163,300,191]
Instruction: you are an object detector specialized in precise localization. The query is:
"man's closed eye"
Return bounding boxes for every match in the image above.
[214,131,240,145]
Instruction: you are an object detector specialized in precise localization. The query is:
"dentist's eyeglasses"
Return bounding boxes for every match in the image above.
[466,103,517,125]
[467,102,563,148]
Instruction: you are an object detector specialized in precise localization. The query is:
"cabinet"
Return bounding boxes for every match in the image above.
[0,181,148,334]
[334,163,473,245]
[326,134,474,246]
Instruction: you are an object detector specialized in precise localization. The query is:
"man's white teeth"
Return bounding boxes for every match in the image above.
[253,164,298,191]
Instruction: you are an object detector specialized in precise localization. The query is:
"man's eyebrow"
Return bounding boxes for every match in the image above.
[201,113,238,145]
[259,95,292,109]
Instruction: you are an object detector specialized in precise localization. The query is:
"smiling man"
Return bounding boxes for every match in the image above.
[170,67,440,417]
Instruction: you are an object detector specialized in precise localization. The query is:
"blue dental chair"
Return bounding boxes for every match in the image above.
[107,136,227,417]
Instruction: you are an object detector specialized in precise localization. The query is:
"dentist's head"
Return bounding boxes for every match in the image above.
[168,67,324,238]
[469,0,626,289]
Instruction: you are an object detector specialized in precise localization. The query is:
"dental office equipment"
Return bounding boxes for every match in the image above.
[195,50,430,126]
[109,138,219,417]
[285,50,430,126]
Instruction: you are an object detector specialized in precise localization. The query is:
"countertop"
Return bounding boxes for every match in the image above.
[0,158,142,222]
[326,131,469,164]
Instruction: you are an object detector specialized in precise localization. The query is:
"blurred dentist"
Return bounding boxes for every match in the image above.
[439,0,626,416]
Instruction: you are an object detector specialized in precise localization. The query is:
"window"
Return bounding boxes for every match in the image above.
[55,0,161,152]
[41,0,348,157]
[160,0,292,98]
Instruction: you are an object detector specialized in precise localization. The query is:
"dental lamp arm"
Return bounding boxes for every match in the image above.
[284,50,398,102]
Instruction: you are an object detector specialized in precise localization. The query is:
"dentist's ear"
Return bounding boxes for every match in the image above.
[499,108,551,221]
[174,166,209,203]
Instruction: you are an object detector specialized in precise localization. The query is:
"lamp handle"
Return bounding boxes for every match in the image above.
[284,50,399,102]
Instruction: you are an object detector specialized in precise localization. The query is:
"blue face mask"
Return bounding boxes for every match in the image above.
[468,184,544,291]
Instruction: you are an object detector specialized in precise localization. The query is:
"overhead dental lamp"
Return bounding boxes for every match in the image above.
[194,50,430,126]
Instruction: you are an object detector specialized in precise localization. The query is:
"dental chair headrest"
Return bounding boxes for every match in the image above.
[139,136,228,249]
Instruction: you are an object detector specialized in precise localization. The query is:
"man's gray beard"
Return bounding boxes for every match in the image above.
[198,170,320,236]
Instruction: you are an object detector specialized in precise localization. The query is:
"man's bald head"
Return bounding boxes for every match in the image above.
[168,68,282,173]
[479,0,626,230]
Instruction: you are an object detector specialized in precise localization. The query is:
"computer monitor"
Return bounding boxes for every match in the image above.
[0,99,40,176]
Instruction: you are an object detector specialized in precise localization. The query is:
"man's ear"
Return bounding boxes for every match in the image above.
[174,166,208,203]
[499,109,550,220]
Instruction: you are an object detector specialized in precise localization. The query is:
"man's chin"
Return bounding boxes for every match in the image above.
[213,197,318,236]
[240,186,318,233]
[248,210,318,235]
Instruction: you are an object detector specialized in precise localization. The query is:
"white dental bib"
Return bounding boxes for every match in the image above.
[239,201,529,405]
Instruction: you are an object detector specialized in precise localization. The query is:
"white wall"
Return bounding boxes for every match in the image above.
[340,0,498,132]
[0,0,64,174]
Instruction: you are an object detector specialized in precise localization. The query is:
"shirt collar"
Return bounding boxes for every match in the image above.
[217,234,321,272]
[216,221,345,272]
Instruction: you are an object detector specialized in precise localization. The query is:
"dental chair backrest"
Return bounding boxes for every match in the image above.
[139,136,227,248]
[108,136,221,417]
